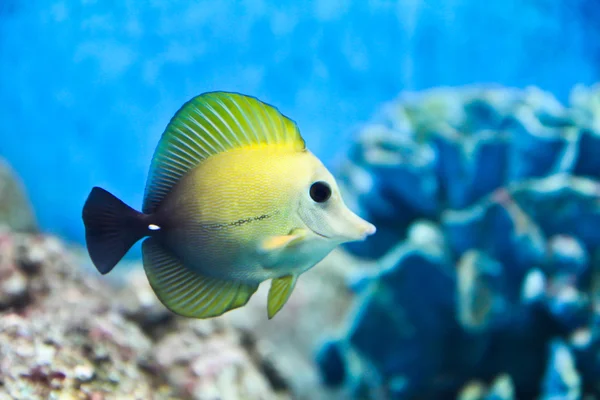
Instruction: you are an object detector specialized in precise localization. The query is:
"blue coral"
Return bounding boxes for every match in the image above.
[318,85,600,399]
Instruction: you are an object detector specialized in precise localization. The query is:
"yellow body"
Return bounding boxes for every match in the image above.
[158,144,331,283]
[84,92,375,319]
[133,91,376,319]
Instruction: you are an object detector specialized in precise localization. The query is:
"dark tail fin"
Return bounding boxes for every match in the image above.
[82,186,148,275]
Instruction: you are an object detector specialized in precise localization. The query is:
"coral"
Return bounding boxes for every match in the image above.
[318,84,600,399]
[0,228,293,400]
[457,374,515,400]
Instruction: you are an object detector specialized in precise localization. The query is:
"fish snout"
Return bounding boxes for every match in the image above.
[353,217,377,241]
[336,208,377,242]
[360,219,377,237]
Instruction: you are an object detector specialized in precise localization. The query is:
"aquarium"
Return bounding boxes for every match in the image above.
[1,1,599,399]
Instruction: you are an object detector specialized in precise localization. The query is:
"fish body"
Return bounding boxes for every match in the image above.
[157,146,337,282]
[82,91,376,319]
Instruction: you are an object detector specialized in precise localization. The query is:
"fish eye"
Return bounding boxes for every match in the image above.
[309,181,331,203]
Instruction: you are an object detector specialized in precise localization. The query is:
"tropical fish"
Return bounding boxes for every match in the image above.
[82,91,376,319]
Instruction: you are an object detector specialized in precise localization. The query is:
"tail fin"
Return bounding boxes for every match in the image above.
[82,186,148,275]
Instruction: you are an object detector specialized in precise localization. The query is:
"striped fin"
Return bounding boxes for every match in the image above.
[142,91,306,214]
[141,238,258,319]
[267,274,298,319]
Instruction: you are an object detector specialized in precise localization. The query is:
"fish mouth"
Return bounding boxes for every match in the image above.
[310,229,330,239]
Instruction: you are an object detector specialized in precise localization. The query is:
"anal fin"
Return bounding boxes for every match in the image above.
[267,275,298,319]
[142,238,258,319]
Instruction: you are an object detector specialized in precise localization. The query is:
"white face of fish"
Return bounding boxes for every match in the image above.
[297,155,376,245]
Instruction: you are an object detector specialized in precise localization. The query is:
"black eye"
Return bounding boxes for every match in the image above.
[309,181,331,203]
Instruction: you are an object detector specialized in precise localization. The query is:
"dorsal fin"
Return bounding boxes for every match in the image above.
[142,91,306,214]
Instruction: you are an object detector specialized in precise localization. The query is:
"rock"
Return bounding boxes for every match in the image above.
[114,247,360,400]
[0,228,294,400]
[116,267,174,335]
[0,308,170,399]
[0,158,37,233]
[0,231,171,399]
[0,235,28,308]
[154,319,290,400]
[208,248,362,400]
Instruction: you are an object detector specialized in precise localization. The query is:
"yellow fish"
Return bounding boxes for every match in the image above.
[82,91,376,319]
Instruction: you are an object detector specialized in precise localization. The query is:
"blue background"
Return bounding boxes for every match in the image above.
[1,0,599,245]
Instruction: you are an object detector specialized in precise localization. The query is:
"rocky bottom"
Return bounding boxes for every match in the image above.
[0,229,297,400]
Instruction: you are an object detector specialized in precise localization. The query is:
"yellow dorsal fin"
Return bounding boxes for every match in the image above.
[142,91,306,213]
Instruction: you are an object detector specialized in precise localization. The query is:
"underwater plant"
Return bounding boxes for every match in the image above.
[317,84,600,399]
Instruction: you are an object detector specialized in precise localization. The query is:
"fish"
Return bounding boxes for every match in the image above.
[81,91,376,319]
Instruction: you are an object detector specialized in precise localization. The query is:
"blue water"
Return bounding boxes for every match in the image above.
[1,0,598,245]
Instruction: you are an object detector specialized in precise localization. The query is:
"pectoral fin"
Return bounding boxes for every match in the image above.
[267,275,298,319]
[142,238,258,319]
[260,228,308,252]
